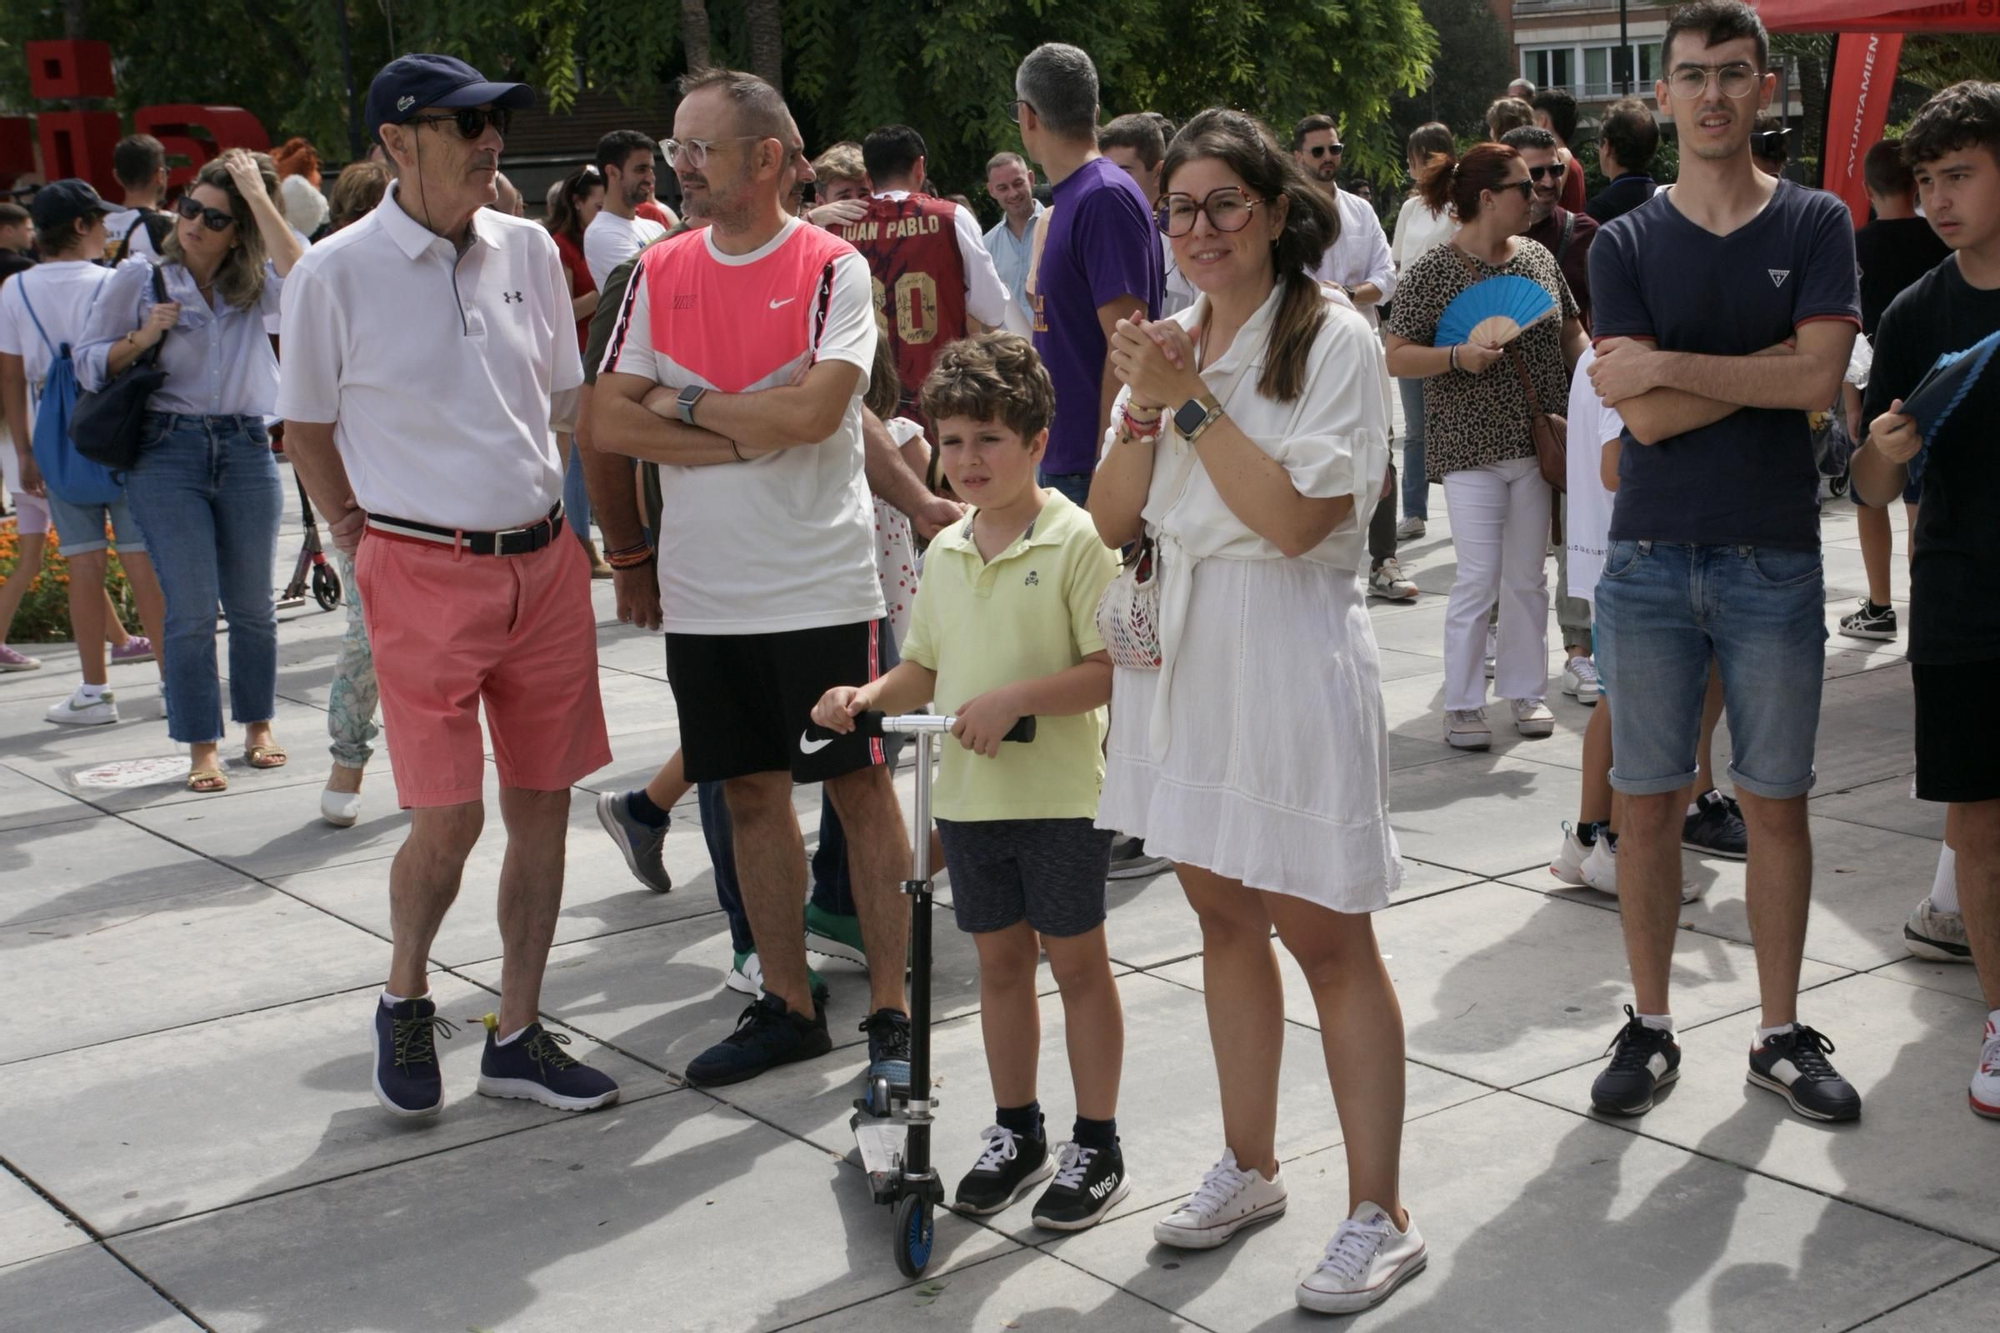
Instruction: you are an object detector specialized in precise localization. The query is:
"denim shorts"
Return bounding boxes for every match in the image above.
[1594,541,1827,800]
[47,492,145,555]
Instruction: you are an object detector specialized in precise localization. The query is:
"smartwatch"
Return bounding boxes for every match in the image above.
[676,383,708,427]
[1172,393,1223,444]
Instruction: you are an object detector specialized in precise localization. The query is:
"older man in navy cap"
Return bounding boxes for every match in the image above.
[279,55,617,1119]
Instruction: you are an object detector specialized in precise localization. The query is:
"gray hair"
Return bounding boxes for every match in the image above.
[677,67,792,142]
[1017,43,1099,141]
[986,151,1029,176]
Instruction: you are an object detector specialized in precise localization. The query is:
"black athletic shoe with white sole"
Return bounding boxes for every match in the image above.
[1747,1025,1861,1122]
[1590,1005,1681,1116]
[954,1124,1054,1215]
[1682,788,1748,859]
[1030,1141,1129,1230]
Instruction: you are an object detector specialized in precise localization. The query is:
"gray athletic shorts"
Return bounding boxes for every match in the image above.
[937,817,1113,938]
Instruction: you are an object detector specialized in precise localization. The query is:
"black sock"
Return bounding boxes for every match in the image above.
[1604,829,1619,850]
[626,788,671,828]
[1577,821,1600,848]
[996,1101,1042,1141]
[1072,1115,1117,1152]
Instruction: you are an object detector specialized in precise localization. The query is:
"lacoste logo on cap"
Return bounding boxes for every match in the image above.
[397,94,416,113]
[1768,269,1790,288]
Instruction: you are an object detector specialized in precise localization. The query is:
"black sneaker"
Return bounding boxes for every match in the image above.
[1589,1005,1681,1116]
[860,1008,912,1090]
[685,993,831,1087]
[1107,836,1171,881]
[596,791,673,893]
[953,1124,1054,1215]
[1030,1141,1130,1231]
[371,996,457,1118]
[1747,1025,1861,1122]
[477,1020,620,1112]
[1682,788,1748,860]
[1838,598,1897,641]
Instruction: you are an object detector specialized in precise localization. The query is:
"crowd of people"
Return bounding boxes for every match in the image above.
[2,0,1996,1314]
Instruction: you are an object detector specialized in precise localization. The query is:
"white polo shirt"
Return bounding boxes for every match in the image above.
[277,183,584,531]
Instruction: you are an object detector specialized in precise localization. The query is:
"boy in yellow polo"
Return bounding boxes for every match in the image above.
[810,331,1126,1231]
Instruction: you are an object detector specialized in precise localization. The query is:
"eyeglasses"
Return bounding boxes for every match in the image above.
[1004,100,1037,125]
[1157,187,1263,238]
[1667,62,1760,100]
[662,136,765,169]
[173,195,235,232]
[406,107,512,140]
[1525,163,1565,183]
[1493,179,1535,201]
[1306,143,1344,159]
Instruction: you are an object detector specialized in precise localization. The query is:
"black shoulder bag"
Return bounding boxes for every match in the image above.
[71,264,171,473]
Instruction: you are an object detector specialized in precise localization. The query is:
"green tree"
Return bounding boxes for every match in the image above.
[1388,0,1515,158]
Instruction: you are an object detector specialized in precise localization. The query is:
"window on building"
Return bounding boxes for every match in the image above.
[1521,47,1576,91]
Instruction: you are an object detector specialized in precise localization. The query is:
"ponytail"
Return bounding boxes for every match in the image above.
[1417,142,1521,224]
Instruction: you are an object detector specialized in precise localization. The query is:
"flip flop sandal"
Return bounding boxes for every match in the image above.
[187,767,228,793]
[245,744,289,770]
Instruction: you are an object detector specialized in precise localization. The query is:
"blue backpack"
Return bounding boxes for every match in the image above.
[16,275,122,506]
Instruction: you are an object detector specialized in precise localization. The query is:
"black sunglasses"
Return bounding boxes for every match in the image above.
[174,195,235,231]
[1526,163,1565,183]
[1495,179,1535,200]
[1307,143,1344,158]
[406,106,512,140]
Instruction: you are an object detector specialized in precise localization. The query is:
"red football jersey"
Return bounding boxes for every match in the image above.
[835,194,968,418]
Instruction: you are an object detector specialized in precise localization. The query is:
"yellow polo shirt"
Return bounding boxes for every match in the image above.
[900,490,1120,821]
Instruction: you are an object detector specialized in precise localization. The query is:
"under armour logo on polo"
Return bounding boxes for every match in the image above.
[502,292,524,303]
[1768,269,1791,288]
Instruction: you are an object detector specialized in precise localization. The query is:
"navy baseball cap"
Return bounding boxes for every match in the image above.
[29,178,113,235]
[365,54,534,142]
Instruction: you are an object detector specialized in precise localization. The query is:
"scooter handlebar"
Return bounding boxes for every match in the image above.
[807,711,1037,744]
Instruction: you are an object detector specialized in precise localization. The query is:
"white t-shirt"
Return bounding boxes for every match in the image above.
[0,260,115,432]
[101,207,163,263]
[1161,234,1197,318]
[584,211,668,290]
[277,182,584,531]
[1391,196,1456,272]
[606,216,886,634]
[1564,348,1623,607]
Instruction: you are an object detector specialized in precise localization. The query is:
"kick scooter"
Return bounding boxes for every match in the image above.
[810,709,1035,1277]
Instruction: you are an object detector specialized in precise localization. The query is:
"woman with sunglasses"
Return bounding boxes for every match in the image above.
[80,147,303,792]
[1090,108,1422,1316]
[545,164,611,575]
[1386,142,1586,752]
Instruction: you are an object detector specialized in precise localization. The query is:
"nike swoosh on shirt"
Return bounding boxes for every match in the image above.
[799,730,834,755]
[769,297,797,310]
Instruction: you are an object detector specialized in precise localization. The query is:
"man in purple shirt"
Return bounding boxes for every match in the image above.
[1011,42,1163,508]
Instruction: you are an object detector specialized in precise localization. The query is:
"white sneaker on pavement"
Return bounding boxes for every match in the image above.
[1295,1201,1428,1315]
[1582,837,1618,894]
[1445,708,1491,751]
[1551,824,1593,887]
[1368,558,1419,602]
[725,951,763,996]
[1561,655,1600,704]
[1395,516,1426,540]
[1972,1017,2000,1120]
[1152,1149,1288,1250]
[1511,698,1555,737]
[45,686,116,726]
[320,787,363,828]
[1905,895,1972,963]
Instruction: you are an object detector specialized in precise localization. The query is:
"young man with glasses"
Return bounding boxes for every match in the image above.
[279,54,619,1120]
[1584,0,1863,1123]
[584,129,674,289]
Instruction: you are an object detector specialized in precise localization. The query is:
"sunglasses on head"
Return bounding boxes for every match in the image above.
[1525,163,1565,183]
[174,195,235,231]
[1307,143,1344,158]
[406,106,512,140]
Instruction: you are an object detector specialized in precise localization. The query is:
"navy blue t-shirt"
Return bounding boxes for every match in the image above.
[1589,180,1861,549]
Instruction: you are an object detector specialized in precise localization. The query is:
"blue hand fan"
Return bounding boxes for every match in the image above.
[1901,326,2000,445]
[1434,275,1558,349]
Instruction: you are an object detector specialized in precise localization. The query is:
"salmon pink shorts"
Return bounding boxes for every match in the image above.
[354,529,610,808]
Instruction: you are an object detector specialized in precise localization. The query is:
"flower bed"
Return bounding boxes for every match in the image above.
[0,516,139,643]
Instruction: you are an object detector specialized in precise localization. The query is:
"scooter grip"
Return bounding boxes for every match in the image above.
[801,711,884,745]
[1003,716,1037,744]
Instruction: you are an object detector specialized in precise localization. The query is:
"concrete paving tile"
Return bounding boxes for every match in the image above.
[1156,882,1849,1089]
[0,977,668,1238]
[1804,664,1918,796]
[1047,1092,1990,1333]
[0,762,96,831]
[0,1170,87,1268]
[1811,773,1945,841]
[0,814,251,929]
[1856,1264,2000,1332]
[0,1244,201,1330]
[1870,956,1989,1006]
[0,883,389,1065]
[1515,971,2000,1249]
[714,972,1487,1242]
[115,1092,1019,1333]
[788,1247,1202,1332]
[1388,753,1583,877]
[1,698,335,807]
[1373,647,1447,682]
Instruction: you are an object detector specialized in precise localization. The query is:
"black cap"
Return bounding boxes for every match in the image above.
[29,178,113,235]
[365,54,534,142]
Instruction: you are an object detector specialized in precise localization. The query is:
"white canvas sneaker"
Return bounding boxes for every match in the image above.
[1295,1200,1428,1314]
[1561,655,1601,704]
[1445,708,1491,751]
[44,686,116,726]
[1511,698,1555,737]
[1151,1149,1288,1250]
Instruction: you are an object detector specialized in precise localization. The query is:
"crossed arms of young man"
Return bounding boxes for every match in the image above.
[1586,322,1853,445]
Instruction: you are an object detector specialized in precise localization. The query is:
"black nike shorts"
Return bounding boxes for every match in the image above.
[665,620,890,784]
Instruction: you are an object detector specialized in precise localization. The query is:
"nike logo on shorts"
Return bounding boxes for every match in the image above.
[799,730,835,755]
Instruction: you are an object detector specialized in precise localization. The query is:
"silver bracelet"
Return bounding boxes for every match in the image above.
[1448,344,1459,373]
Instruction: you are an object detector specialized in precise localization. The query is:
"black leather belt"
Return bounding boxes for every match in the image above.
[365,503,565,556]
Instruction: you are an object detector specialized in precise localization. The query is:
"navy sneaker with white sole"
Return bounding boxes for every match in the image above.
[477,1019,620,1112]
[686,992,832,1087]
[596,790,672,893]
[1747,1025,1861,1122]
[372,996,456,1118]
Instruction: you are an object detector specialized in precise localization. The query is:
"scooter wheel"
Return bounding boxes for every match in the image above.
[892,1194,934,1278]
[312,563,342,612]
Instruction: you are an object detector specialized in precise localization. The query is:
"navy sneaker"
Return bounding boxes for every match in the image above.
[597,790,673,893]
[477,1019,620,1112]
[1682,788,1748,860]
[372,995,457,1118]
[685,993,832,1087]
[1747,1025,1861,1122]
[861,1008,912,1090]
[1589,1005,1681,1116]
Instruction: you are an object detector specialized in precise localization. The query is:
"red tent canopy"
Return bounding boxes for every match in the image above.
[1758,0,2000,33]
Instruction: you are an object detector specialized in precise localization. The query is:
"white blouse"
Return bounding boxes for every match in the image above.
[1391,195,1456,272]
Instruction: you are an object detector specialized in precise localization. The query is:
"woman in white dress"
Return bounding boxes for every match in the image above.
[1088,108,1422,1317]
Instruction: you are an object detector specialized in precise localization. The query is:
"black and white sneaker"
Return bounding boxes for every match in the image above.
[1747,1025,1861,1122]
[1682,788,1748,860]
[1590,1005,1681,1116]
[1838,598,1897,641]
[953,1124,1054,1215]
[1030,1141,1129,1230]
[1106,837,1171,881]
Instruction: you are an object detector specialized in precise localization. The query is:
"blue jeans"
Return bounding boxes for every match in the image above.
[563,439,593,554]
[1396,376,1427,519]
[124,413,282,744]
[1594,541,1826,800]
[1040,470,1092,509]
